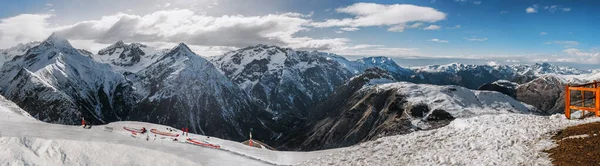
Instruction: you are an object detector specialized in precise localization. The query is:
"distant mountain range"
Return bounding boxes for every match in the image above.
[0,34,592,150]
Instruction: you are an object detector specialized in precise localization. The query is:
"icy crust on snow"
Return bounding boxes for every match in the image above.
[367,82,535,118]
[0,137,197,166]
[302,114,600,166]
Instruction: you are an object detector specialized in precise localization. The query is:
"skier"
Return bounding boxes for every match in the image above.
[141,127,147,134]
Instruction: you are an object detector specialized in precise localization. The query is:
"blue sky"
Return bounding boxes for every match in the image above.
[0,0,599,68]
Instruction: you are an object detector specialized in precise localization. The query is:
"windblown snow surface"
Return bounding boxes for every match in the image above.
[302,113,599,166]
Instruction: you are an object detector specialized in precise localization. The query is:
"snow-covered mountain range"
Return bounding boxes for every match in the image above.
[280,68,538,150]
[0,35,594,149]
[210,45,354,127]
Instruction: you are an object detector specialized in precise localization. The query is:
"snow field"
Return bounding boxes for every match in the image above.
[302,113,600,166]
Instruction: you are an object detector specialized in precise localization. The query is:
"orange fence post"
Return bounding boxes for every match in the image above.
[596,81,600,117]
[566,85,571,119]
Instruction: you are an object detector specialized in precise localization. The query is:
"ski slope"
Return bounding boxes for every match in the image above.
[0,95,339,166]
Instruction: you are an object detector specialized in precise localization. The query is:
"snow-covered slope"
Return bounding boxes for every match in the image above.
[0,42,40,68]
[302,113,600,166]
[94,41,166,72]
[0,33,133,125]
[0,96,337,166]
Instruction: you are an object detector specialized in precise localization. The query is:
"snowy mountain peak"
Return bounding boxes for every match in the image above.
[115,40,126,47]
[161,43,198,60]
[173,43,193,53]
[42,33,73,49]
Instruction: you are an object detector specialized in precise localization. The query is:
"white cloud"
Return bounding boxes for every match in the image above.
[310,3,446,32]
[334,31,343,34]
[387,24,405,32]
[563,48,599,57]
[487,61,498,66]
[429,38,448,43]
[500,11,510,14]
[0,14,54,49]
[0,10,350,52]
[526,5,538,13]
[340,27,359,31]
[164,3,171,7]
[423,25,441,30]
[463,37,488,41]
[473,1,482,5]
[540,32,547,36]
[46,3,53,7]
[409,22,424,28]
[543,5,572,12]
[455,0,467,2]
[545,40,579,47]
[447,25,460,29]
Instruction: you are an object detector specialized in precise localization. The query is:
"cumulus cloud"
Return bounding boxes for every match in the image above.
[473,1,482,5]
[310,3,446,32]
[429,38,448,43]
[464,37,488,41]
[526,5,538,13]
[0,10,353,53]
[46,9,349,51]
[562,8,571,12]
[387,24,406,32]
[409,22,425,28]
[340,27,359,31]
[540,32,547,36]
[0,14,54,48]
[423,25,441,30]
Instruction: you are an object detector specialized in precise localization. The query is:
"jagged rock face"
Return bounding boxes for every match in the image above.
[515,76,565,114]
[0,34,135,125]
[279,69,450,150]
[210,45,354,123]
[128,43,276,141]
[478,80,518,98]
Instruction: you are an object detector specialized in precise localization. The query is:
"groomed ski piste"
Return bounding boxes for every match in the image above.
[1,93,599,166]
